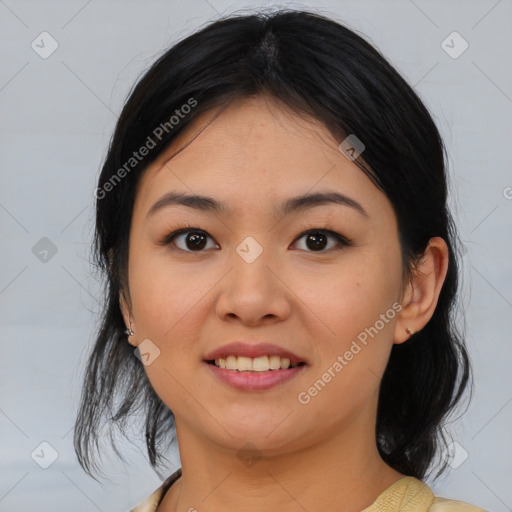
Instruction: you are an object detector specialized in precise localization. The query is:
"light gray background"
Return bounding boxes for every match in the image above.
[1,0,511,511]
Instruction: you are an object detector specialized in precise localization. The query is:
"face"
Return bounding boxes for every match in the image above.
[121,95,406,456]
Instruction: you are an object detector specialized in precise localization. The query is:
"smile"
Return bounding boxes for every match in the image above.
[207,355,305,371]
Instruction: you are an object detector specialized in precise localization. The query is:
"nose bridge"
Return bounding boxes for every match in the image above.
[231,232,276,287]
[215,233,290,323]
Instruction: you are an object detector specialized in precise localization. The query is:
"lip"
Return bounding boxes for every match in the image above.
[203,342,307,365]
[204,361,308,391]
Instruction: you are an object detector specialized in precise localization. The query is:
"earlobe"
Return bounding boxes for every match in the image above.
[393,237,449,344]
[119,291,137,346]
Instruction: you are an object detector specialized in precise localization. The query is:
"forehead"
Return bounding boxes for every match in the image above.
[133,95,388,220]
[156,96,340,172]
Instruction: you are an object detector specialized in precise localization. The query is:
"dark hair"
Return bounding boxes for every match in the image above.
[74,8,471,482]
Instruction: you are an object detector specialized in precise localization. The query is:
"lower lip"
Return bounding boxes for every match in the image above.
[204,361,308,391]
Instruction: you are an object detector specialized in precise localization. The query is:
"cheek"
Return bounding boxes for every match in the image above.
[128,249,208,343]
[128,253,212,406]
[296,251,402,342]
[294,251,402,409]
[296,264,400,420]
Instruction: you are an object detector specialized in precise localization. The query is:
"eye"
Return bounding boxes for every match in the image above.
[159,227,219,252]
[158,225,352,253]
[291,228,352,252]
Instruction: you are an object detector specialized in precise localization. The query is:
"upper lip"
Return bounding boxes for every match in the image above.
[204,342,308,365]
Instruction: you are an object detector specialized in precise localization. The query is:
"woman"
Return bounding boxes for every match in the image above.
[74,9,486,512]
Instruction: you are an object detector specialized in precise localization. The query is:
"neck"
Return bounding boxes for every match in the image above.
[158,412,404,512]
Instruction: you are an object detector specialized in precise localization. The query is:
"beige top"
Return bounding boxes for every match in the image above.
[129,468,487,512]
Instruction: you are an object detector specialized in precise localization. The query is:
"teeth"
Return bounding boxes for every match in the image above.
[252,356,269,372]
[269,355,281,370]
[213,355,299,371]
[225,355,237,370]
[237,356,253,371]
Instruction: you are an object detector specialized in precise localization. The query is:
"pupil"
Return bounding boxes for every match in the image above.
[187,232,207,250]
[307,232,327,251]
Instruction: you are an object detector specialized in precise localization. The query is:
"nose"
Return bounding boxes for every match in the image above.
[215,245,291,327]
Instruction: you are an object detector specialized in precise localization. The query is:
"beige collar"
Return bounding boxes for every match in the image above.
[361,476,435,512]
[131,473,436,512]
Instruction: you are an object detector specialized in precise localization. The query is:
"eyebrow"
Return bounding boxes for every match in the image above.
[146,190,369,220]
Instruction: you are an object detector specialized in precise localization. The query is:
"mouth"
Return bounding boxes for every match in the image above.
[203,341,309,373]
[203,342,309,390]
[203,354,308,391]
[205,356,308,372]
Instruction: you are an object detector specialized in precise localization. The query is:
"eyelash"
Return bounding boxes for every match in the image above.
[157,223,353,253]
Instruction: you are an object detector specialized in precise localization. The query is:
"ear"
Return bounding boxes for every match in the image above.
[394,237,449,344]
[119,290,138,347]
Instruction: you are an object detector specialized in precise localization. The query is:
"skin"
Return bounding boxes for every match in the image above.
[120,95,449,512]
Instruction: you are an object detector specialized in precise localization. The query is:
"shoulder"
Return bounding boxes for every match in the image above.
[129,468,182,512]
[390,476,487,512]
[362,476,487,512]
[429,496,488,511]
[129,488,162,512]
